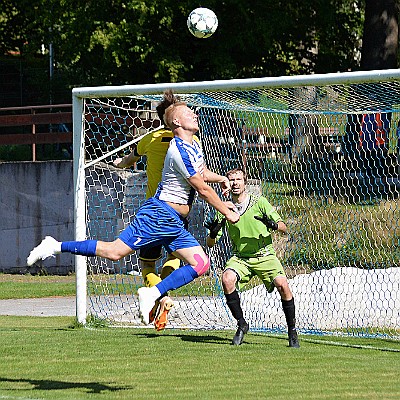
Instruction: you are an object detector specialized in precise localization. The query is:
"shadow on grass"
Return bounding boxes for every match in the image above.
[0,377,132,394]
[135,332,233,344]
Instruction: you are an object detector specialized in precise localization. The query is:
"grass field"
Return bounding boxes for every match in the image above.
[0,316,400,400]
[0,274,76,299]
[0,274,400,399]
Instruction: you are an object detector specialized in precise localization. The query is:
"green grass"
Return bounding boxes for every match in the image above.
[0,316,399,400]
[0,274,76,299]
[262,182,400,269]
[1,276,400,398]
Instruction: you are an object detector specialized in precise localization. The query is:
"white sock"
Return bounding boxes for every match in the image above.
[54,241,62,254]
[148,285,161,299]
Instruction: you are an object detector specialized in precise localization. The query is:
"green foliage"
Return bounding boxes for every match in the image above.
[0,145,32,161]
[0,143,72,161]
[85,313,110,328]
[0,0,369,105]
[262,178,400,270]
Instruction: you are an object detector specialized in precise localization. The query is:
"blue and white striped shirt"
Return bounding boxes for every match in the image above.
[156,137,204,205]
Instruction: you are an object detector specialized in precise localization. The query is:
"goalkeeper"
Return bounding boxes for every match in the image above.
[113,100,200,332]
[205,167,299,347]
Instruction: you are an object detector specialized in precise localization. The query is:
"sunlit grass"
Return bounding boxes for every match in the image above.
[0,316,399,400]
[0,274,76,299]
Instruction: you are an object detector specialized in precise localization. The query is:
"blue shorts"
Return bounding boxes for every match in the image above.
[119,197,199,254]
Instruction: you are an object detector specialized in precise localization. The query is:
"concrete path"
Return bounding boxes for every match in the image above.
[0,297,76,317]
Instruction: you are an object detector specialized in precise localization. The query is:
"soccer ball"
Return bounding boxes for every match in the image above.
[187,8,218,39]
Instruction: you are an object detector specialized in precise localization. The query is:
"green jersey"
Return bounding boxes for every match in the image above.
[216,194,282,258]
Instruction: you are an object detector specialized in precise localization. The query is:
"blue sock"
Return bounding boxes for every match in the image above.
[156,264,198,294]
[61,240,97,256]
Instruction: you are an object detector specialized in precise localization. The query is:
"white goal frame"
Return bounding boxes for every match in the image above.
[72,68,400,333]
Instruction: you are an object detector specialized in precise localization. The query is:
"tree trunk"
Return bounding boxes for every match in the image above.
[361,0,399,70]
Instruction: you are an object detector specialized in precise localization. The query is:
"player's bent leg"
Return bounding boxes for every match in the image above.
[160,255,181,279]
[143,246,208,324]
[95,239,133,261]
[173,246,210,276]
[154,247,207,295]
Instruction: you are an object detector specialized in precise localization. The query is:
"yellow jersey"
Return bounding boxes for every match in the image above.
[136,128,200,199]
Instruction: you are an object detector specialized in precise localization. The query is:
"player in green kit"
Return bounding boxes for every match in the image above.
[206,168,299,347]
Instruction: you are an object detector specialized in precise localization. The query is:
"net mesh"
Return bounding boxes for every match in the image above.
[80,77,400,338]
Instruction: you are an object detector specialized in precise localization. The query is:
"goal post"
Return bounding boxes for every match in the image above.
[72,69,400,338]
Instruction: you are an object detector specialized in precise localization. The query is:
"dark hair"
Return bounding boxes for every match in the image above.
[226,167,247,183]
[156,89,182,123]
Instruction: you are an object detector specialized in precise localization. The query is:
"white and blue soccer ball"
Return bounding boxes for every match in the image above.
[187,7,218,39]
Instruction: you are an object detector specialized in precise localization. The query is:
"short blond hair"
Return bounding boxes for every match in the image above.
[156,89,186,129]
[163,102,188,129]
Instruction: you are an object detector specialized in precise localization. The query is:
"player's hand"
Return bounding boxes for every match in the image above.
[204,218,226,239]
[254,215,278,230]
[220,177,231,197]
[225,209,239,224]
[113,157,123,168]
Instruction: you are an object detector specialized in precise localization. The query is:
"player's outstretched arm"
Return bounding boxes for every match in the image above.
[188,173,239,224]
[113,146,140,168]
[202,167,230,197]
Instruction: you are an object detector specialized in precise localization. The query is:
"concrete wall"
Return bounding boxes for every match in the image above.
[0,160,208,275]
[0,161,74,274]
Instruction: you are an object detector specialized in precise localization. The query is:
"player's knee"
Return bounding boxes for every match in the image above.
[101,240,130,261]
[222,269,237,290]
[193,253,210,276]
[274,277,291,296]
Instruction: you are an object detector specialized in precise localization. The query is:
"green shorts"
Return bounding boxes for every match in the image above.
[224,254,286,293]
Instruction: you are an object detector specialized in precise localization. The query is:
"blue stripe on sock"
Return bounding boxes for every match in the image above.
[61,240,97,256]
[156,264,198,295]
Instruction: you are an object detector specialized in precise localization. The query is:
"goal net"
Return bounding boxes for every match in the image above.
[73,70,400,339]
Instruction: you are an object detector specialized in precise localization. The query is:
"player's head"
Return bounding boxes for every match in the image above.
[157,89,198,132]
[226,168,247,197]
[226,168,247,183]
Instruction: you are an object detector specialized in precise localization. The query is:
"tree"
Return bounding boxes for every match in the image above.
[0,0,379,105]
[361,0,399,70]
